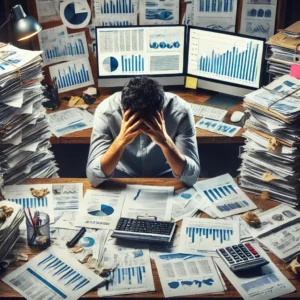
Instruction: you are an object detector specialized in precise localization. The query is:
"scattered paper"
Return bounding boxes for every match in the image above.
[48,108,93,137]
[2,246,104,300]
[190,103,227,121]
[75,189,126,230]
[179,218,240,255]
[194,174,257,218]
[35,0,61,23]
[155,253,224,297]
[122,185,173,221]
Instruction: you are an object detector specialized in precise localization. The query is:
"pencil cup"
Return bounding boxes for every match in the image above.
[26,212,50,249]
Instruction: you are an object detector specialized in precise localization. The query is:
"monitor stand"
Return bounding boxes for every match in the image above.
[197,79,252,109]
[205,93,242,109]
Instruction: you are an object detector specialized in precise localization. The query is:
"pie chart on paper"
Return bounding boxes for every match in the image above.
[87,204,114,216]
[78,237,95,248]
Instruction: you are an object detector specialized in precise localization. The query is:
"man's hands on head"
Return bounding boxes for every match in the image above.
[116,109,143,148]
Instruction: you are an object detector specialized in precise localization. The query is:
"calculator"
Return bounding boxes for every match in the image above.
[216,242,269,273]
[111,218,176,243]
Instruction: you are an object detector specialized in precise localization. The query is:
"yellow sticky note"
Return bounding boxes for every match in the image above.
[185,76,198,89]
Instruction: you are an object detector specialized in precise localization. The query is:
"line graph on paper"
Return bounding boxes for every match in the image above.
[246,22,270,34]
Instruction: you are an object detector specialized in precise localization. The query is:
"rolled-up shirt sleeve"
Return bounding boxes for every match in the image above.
[174,107,200,186]
[86,107,114,187]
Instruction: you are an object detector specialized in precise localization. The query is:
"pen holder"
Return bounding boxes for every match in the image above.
[26,212,50,249]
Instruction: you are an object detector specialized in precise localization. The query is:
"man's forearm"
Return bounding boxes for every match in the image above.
[160,137,186,177]
[100,138,126,177]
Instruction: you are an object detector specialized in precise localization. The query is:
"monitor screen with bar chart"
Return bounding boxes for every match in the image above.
[96,25,186,78]
[187,27,265,89]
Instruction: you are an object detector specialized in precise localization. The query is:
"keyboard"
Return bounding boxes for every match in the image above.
[216,242,269,273]
[112,218,176,243]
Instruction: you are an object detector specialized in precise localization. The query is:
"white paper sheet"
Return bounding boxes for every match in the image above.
[196,118,241,137]
[93,0,138,26]
[49,58,94,94]
[179,218,240,255]
[75,189,126,230]
[189,103,228,121]
[38,26,89,66]
[98,244,155,296]
[35,0,61,23]
[2,246,104,300]
[193,174,257,218]
[122,185,173,221]
[191,0,238,32]
[48,108,93,137]
[155,254,224,297]
[139,0,180,25]
[215,243,296,300]
[4,184,55,224]
[240,0,278,40]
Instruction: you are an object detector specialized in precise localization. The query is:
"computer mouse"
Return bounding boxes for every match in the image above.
[230,111,245,123]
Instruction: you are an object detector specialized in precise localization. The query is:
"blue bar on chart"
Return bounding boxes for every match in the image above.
[101,0,134,14]
[37,253,90,291]
[107,266,146,289]
[57,63,90,89]
[186,226,234,244]
[102,21,133,26]
[199,0,233,12]
[198,41,259,83]
[7,197,48,209]
[202,184,237,202]
[44,39,86,60]
[121,55,144,73]
[216,200,249,212]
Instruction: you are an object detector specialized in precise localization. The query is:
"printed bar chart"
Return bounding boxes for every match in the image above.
[57,64,90,89]
[101,0,134,14]
[186,226,234,244]
[203,184,238,202]
[107,266,146,289]
[199,41,259,83]
[200,0,233,12]
[102,21,133,26]
[121,55,145,72]
[8,197,48,209]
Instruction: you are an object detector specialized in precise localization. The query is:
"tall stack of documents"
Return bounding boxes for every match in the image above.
[266,21,300,81]
[0,44,58,185]
[239,74,300,206]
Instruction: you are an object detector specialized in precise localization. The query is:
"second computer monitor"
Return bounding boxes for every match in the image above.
[187,27,265,89]
[96,25,186,78]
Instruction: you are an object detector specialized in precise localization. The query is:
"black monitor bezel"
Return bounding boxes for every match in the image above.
[186,26,266,90]
[96,25,187,79]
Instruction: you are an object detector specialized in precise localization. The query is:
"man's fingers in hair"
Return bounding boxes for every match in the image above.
[123,109,131,122]
[142,119,156,132]
[128,118,143,133]
[152,116,161,129]
[127,112,140,126]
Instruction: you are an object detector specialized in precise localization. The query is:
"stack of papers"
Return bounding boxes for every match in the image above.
[0,44,58,185]
[240,75,300,206]
[0,201,24,262]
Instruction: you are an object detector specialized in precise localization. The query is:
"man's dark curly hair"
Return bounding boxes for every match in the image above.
[121,77,165,118]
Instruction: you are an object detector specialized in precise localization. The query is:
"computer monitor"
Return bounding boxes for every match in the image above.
[96,25,186,86]
[186,27,266,102]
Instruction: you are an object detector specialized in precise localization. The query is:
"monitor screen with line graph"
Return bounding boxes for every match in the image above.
[187,26,265,89]
[96,25,186,78]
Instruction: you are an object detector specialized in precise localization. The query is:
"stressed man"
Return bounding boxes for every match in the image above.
[87,77,200,187]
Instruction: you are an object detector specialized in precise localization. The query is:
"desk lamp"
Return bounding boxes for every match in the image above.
[0,5,42,41]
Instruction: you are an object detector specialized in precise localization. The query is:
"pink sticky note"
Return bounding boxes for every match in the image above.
[290,64,300,79]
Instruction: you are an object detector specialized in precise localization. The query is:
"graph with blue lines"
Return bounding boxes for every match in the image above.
[44,38,86,60]
[101,0,135,14]
[186,226,234,244]
[7,197,48,209]
[37,253,90,292]
[199,0,233,12]
[121,55,145,73]
[106,266,146,290]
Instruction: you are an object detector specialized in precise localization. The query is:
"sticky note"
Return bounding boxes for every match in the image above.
[290,64,300,79]
[185,76,198,89]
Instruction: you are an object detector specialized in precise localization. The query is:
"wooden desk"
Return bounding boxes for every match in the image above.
[0,178,299,299]
[49,88,246,145]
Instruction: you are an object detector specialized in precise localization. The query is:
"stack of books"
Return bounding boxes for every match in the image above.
[0,44,58,185]
[266,21,300,82]
[239,74,300,206]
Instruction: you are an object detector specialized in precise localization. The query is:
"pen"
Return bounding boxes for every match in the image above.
[66,227,86,248]
[134,189,141,201]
